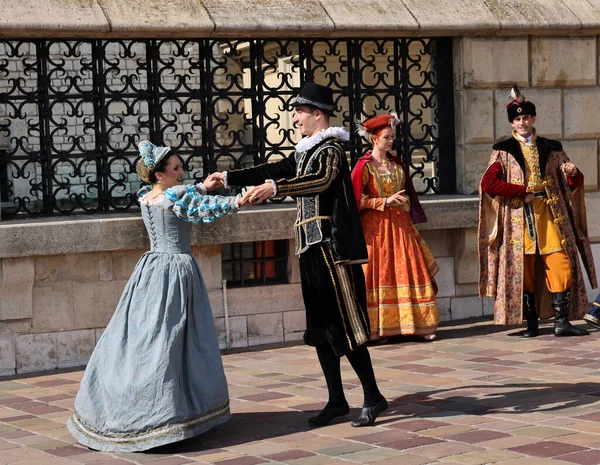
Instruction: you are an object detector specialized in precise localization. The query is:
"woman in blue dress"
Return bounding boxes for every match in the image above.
[67,140,240,452]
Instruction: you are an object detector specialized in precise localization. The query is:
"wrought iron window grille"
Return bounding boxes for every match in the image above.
[222,240,288,288]
[0,38,455,219]
[0,150,8,202]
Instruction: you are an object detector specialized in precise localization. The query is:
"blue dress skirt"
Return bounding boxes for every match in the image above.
[67,185,239,452]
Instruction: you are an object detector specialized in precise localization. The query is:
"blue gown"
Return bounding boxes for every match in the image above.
[67,184,238,452]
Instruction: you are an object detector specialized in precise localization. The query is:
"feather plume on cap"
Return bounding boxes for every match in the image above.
[355,119,368,139]
[506,84,526,108]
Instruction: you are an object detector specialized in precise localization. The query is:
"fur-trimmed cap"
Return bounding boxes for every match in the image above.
[506,85,536,122]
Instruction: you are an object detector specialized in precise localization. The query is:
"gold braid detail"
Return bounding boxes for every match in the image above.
[319,243,353,349]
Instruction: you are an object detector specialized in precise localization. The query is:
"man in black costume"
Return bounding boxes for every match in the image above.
[213,82,387,427]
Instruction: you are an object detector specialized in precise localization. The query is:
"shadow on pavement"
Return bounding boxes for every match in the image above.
[150,380,600,454]
[374,381,600,427]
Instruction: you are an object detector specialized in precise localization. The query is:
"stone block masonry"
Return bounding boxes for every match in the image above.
[455,35,600,195]
[2,187,599,374]
[1,197,599,374]
[0,197,514,375]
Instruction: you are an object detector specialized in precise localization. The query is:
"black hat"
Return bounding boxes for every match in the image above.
[506,85,536,122]
[291,82,335,115]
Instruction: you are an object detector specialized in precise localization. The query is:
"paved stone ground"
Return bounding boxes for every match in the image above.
[2,319,600,465]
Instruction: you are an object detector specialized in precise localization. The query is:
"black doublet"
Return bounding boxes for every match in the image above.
[226,130,371,355]
[227,135,368,265]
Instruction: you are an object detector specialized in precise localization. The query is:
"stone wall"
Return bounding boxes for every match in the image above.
[2,192,600,376]
[0,242,303,375]
[450,35,600,344]
[454,36,600,195]
[0,198,494,376]
[6,0,600,39]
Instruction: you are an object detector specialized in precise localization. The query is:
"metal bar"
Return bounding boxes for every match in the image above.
[147,39,160,145]
[200,39,213,175]
[433,38,457,194]
[91,39,108,211]
[400,39,411,170]
[349,39,361,166]
[36,40,53,215]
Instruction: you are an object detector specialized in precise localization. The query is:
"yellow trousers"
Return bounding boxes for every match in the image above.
[523,251,571,293]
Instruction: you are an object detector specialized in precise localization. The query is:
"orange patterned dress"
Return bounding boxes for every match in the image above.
[359,161,439,338]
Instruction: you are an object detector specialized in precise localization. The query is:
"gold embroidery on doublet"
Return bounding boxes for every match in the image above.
[291,144,341,255]
[518,137,564,255]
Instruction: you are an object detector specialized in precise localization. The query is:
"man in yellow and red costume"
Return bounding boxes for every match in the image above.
[478,86,597,337]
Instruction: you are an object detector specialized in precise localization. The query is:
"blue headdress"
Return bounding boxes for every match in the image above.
[138,140,171,170]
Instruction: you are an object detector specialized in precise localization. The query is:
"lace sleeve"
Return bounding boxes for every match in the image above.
[163,184,240,223]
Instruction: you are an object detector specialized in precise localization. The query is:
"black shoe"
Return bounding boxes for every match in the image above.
[351,397,388,427]
[308,402,349,427]
[555,323,589,337]
[522,328,539,338]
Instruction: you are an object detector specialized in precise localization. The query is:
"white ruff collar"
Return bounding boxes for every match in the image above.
[295,126,349,153]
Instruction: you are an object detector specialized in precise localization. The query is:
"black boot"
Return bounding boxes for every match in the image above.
[522,292,539,338]
[553,291,589,337]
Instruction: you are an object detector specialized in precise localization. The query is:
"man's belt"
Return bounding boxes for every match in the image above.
[523,191,547,240]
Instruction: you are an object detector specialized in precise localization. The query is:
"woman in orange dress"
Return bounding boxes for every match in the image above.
[351,113,439,341]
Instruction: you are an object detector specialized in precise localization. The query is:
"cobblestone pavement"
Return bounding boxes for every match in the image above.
[2,319,600,465]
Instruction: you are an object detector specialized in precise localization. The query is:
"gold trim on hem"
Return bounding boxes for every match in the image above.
[584,314,600,328]
[69,401,230,445]
[376,325,439,336]
[367,284,437,300]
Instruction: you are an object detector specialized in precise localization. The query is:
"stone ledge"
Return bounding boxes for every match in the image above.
[318,0,418,37]
[203,0,334,37]
[0,195,479,258]
[3,0,600,38]
[400,0,500,36]
[0,0,109,38]
[486,0,583,35]
[95,0,215,37]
